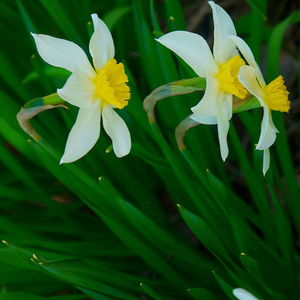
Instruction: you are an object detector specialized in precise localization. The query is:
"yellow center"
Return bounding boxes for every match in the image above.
[94,58,130,109]
[215,55,247,99]
[263,75,290,113]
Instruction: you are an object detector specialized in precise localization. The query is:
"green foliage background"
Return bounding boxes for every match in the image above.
[0,0,299,299]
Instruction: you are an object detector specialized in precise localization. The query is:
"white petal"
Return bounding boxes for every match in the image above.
[57,70,96,108]
[263,148,270,175]
[209,1,238,64]
[229,36,265,85]
[216,92,231,161]
[238,65,264,106]
[233,288,259,300]
[60,102,101,164]
[256,106,277,150]
[31,33,95,78]
[102,105,131,157]
[156,31,218,77]
[89,14,115,71]
[191,113,217,125]
[191,77,219,124]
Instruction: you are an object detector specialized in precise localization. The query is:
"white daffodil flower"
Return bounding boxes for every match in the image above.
[229,36,290,174]
[233,288,259,300]
[156,1,247,161]
[31,14,131,164]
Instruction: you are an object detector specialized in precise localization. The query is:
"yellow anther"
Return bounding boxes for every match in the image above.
[216,55,247,99]
[264,75,290,113]
[94,58,130,109]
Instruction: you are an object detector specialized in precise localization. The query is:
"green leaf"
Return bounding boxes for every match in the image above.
[187,288,218,300]
[212,271,235,300]
[140,283,162,300]
[0,293,85,300]
[177,205,232,263]
[103,6,131,31]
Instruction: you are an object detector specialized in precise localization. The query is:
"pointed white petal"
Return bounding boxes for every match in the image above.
[263,148,270,175]
[256,106,277,150]
[209,1,238,64]
[31,33,95,78]
[102,105,131,157]
[238,65,264,105]
[60,102,101,164]
[229,36,265,85]
[156,31,218,77]
[89,14,115,71]
[216,93,231,161]
[191,77,219,124]
[57,70,95,108]
[233,288,259,300]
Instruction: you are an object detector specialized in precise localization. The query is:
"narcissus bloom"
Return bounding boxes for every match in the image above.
[32,14,131,164]
[156,1,247,161]
[230,36,290,174]
[233,288,259,300]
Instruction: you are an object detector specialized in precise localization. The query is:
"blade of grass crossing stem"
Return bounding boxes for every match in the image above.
[116,197,208,267]
[150,121,236,250]
[150,120,227,225]
[96,210,190,291]
[149,123,201,208]
[177,205,233,264]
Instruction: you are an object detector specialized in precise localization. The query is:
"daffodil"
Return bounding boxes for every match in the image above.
[230,36,290,174]
[233,288,259,300]
[31,14,131,164]
[156,1,247,161]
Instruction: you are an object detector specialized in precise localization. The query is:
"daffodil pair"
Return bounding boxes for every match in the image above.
[156,1,290,174]
[32,14,131,164]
